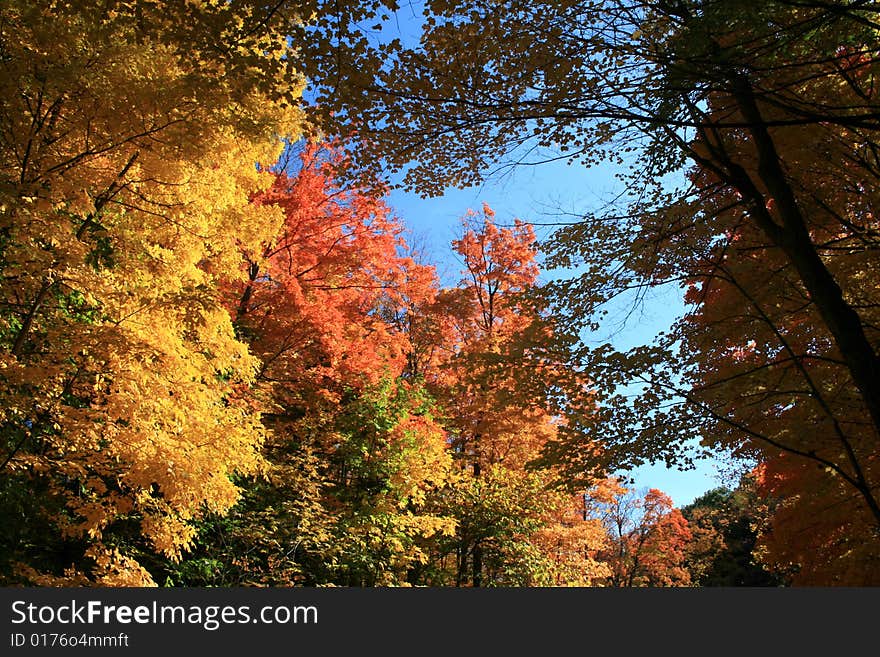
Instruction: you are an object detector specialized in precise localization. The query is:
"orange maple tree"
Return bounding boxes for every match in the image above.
[394,205,612,586]
[596,484,693,587]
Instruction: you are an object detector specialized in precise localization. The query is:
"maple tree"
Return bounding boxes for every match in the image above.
[230,141,431,391]
[658,154,880,584]
[221,143,453,586]
[580,5,880,582]
[394,206,611,587]
[595,484,692,587]
[0,0,307,584]
[153,190,610,588]
[415,465,610,586]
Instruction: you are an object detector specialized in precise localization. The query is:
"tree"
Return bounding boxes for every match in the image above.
[660,151,880,582]
[437,206,545,477]
[78,149,607,588]
[230,141,434,392]
[0,0,306,584]
[303,378,455,586]
[398,206,609,586]
[595,485,693,587]
[418,465,610,587]
[681,480,786,586]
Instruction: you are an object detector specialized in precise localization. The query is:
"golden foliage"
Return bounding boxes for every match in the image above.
[1,0,306,581]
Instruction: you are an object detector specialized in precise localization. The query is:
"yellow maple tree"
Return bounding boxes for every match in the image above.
[0,0,305,583]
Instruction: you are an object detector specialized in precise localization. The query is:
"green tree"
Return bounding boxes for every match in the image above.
[681,480,787,586]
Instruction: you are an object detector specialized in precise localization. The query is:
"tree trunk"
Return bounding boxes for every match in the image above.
[731,77,880,443]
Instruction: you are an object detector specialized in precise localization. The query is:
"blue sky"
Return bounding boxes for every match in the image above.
[386,158,734,508]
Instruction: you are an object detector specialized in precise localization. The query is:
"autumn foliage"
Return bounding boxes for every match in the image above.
[1,0,301,585]
[4,0,877,587]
